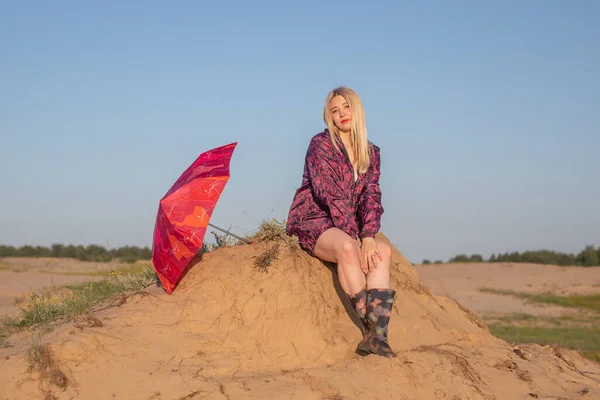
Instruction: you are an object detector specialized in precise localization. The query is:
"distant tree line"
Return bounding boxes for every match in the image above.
[421,245,600,267]
[0,244,152,263]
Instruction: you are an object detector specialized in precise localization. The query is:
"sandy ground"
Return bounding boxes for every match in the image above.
[1,244,599,399]
[0,258,145,315]
[414,262,600,318]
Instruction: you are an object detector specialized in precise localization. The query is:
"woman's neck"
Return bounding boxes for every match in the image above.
[337,130,352,147]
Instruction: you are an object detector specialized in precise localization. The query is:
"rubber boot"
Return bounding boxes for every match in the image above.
[347,288,369,336]
[356,288,397,358]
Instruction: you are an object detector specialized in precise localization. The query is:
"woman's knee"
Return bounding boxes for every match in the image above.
[376,239,392,260]
[337,238,359,262]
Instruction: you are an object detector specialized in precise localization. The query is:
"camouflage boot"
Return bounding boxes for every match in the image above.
[347,288,369,336]
[356,288,397,358]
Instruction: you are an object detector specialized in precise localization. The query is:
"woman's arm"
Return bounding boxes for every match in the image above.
[305,136,359,238]
[357,145,384,239]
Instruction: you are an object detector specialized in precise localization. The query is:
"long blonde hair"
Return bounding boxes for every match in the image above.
[322,86,371,174]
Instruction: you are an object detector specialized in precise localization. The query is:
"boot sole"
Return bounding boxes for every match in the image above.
[356,345,396,358]
[355,348,372,357]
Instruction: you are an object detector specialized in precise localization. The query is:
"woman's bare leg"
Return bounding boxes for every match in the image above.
[314,228,366,294]
[365,238,392,289]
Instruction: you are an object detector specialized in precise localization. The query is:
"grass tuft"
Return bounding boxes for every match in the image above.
[26,334,69,392]
[254,244,280,273]
[27,334,51,372]
[251,218,299,249]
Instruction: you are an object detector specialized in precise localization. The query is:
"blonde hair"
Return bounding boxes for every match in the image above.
[322,86,371,174]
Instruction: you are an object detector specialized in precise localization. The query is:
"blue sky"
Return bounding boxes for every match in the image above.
[1,1,598,262]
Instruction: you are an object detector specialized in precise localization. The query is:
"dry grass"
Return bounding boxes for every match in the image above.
[251,219,299,249]
[209,230,246,248]
[27,334,51,372]
[26,334,69,397]
[254,244,280,273]
[250,219,298,273]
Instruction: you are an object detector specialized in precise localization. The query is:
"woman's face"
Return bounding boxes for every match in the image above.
[330,95,352,133]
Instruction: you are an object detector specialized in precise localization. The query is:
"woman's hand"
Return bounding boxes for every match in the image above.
[360,237,382,273]
[354,238,368,274]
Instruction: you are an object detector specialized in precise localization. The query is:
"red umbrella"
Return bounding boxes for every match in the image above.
[152,142,238,294]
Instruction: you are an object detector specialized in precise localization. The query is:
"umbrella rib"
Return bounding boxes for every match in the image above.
[207,223,252,244]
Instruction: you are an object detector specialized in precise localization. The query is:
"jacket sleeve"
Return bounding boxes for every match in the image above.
[305,137,359,238]
[357,145,384,239]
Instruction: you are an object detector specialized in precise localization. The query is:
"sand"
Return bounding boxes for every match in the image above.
[1,236,599,399]
[415,262,600,318]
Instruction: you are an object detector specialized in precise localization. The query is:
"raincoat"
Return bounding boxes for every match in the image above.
[286,130,384,256]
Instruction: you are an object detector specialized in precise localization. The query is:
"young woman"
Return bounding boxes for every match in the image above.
[286,87,396,358]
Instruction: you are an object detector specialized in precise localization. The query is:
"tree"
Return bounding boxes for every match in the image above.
[469,254,484,262]
[422,259,431,264]
[63,245,77,258]
[85,244,110,261]
[576,245,600,267]
[139,247,152,259]
[0,245,16,257]
[448,254,470,263]
[74,245,87,261]
[35,246,52,257]
[555,252,576,266]
[51,243,64,258]
[19,245,35,256]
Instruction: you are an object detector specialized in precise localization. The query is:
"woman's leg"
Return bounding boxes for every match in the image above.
[357,238,397,358]
[314,227,369,336]
[313,228,365,294]
[365,238,392,289]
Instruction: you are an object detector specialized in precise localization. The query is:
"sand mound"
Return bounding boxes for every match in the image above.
[1,234,599,399]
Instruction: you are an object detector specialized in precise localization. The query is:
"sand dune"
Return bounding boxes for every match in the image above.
[1,235,599,399]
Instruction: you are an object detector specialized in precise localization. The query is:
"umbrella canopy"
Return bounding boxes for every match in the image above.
[152,142,237,294]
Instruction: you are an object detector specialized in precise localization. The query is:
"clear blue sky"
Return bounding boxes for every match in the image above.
[1,1,598,262]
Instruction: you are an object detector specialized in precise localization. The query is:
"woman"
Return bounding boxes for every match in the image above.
[286,86,396,358]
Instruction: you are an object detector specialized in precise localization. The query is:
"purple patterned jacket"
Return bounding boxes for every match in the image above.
[286,130,384,256]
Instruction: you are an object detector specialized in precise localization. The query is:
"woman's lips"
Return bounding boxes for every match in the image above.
[341,119,350,123]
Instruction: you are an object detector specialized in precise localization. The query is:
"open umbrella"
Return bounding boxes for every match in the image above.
[152,142,238,294]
